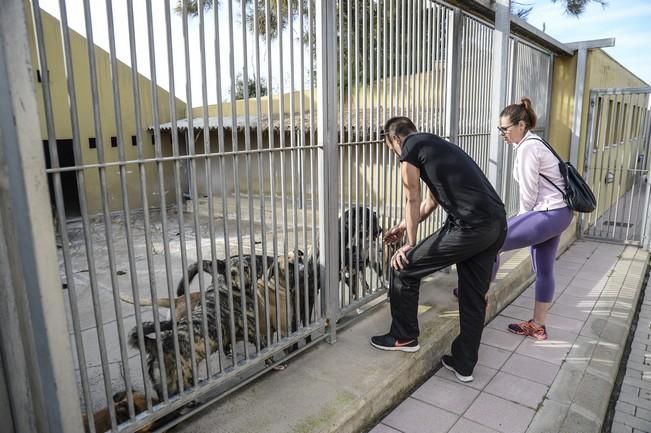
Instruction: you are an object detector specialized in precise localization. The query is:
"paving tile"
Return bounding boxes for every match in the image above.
[368,424,402,433]
[436,364,498,391]
[448,417,499,433]
[634,406,651,422]
[501,353,560,386]
[511,296,534,309]
[411,376,479,415]
[382,397,458,433]
[611,421,634,433]
[478,344,512,370]
[616,400,636,415]
[487,315,516,332]
[465,393,535,433]
[619,393,651,411]
[525,398,569,433]
[554,293,597,310]
[544,313,584,335]
[613,411,651,432]
[481,328,525,352]
[515,331,576,366]
[484,371,548,409]
[501,305,533,322]
[548,303,591,321]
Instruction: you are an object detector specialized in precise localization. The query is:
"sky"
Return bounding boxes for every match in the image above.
[37,0,312,105]
[523,0,651,85]
[36,0,650,108]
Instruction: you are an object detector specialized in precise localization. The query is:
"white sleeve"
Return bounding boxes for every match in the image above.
[517,143,541,214]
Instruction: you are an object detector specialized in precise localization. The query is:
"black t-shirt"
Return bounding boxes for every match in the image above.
[400,133,505,227]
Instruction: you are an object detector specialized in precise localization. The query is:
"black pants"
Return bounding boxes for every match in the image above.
[390,217,507,376]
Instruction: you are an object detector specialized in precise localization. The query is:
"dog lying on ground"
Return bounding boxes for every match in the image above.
[83,390,152,433]
[129,250,318,399]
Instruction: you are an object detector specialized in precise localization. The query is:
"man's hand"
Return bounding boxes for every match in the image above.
[391,244,413,270]
[384,223,406,244]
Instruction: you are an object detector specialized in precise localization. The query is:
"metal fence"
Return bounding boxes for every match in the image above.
[5,0,554,431]
[581,88,651,245]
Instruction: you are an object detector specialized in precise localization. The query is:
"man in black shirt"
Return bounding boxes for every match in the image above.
[371,117,507,383]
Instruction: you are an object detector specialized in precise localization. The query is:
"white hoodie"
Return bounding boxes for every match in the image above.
[513,131,567,215]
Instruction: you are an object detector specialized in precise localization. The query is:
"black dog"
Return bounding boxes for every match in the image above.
[339,207,384,299]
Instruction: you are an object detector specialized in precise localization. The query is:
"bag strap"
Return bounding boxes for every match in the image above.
[527,136,564,164]
[539,173,566,196]
[525,136,567,195]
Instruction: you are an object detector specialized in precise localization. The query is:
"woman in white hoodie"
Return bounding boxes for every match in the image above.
[496,97,573,340]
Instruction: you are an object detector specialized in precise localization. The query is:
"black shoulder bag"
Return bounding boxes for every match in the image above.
[530,137,596,213]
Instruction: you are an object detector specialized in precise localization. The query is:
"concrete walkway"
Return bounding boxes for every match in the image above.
[611,278,651,433]
[371,241,649,433]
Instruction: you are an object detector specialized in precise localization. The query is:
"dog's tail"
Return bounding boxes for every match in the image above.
[176,260,214,296]
[119,293,173,309]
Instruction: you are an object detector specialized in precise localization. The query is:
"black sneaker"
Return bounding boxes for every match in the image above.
[370,333,420,352]
[441,355,474,383]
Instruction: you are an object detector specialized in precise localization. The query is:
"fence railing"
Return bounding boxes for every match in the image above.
[3,0,554,431]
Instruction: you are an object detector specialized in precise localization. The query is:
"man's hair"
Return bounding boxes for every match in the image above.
[383,116,417,138]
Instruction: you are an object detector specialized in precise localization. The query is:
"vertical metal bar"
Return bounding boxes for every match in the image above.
[317,0,339,341]
[80,0,130,420]
[212,0,236,368]
[226,0,250,359]
[580,93,599,238]
[28,1,95,429]
[604,94,623,239]
[252,0,272,350]
[199,0,226,371]
[570,48,588,168]
[164,0,195,387]
[446,8,462,144]
[288,0,302,330]
[0,2,83,431]
[239,0,262,351]
[178,0,201,381]
[265,0,282,346]
[299,0,310,327]
[338,0,346,309]
[594,96,612,238]
[197,0,216,375]
[640,102,651,249]
[488,0,510,191]
[624,93,642,242]
[274,0,292,338]
[145,0,185,388]
[309,0,320,320]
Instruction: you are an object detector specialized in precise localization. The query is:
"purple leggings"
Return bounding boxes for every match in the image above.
[494,207,573,303]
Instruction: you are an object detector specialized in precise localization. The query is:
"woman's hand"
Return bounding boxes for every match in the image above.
[384,223,406,244]
[391,244,413,270]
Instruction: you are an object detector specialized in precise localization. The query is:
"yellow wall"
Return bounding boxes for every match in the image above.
[25,7,187,215]
[191,91,311,119]
[547,54,578,161]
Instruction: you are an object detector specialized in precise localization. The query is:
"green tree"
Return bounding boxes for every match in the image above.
[233,73,268,100]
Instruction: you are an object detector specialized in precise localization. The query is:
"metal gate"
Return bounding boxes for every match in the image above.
[2,0,556,432]
[581,88,651,245]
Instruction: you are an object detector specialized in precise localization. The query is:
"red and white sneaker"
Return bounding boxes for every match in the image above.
[508,319,548,340]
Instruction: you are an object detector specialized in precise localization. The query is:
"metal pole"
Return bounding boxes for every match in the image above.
[445,8,462,144]
[316,0,339,342]
[488,0,510,191]
[0,1,82,431]
[570,48,588,167]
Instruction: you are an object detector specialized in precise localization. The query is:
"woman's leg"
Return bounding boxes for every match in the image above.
[530,233,562,325]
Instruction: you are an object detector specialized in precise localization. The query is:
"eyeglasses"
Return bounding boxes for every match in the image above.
[497,124,515,135]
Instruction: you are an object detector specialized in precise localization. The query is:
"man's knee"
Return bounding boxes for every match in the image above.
[392,268,419,288]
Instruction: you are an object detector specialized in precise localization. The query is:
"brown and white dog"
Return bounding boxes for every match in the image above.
[83,390,153,433]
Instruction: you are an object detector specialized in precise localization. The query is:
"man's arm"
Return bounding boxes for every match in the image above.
[401,161,421,247]
[384,185,437,244]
